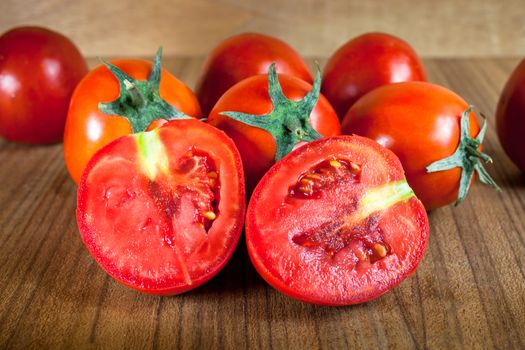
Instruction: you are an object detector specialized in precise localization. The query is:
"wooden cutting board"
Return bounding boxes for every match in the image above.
[1,58,524,349]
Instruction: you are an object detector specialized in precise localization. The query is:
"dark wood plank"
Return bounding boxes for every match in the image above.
[0,58,524,349]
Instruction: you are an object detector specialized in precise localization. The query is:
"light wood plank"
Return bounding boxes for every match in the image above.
[1,0,525,58]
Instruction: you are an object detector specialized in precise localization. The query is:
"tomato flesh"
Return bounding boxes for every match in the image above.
[246,135,429,305]
[77,120,245,295]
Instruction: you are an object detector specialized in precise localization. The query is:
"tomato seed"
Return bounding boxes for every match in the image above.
[329,159,341,168]
[298,186,313,195]
[349,162,361,173]
[300,178,315,186]
[204,211,217,220]
[372,243,387,258]
[305,173,322,180]
[356,247,368,261]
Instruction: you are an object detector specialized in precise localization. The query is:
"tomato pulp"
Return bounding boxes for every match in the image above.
[246,135,429,305]
[77,120,245,295]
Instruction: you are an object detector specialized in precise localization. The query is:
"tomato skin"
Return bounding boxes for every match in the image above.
[77,119,245,295]
[342,81,480,210]
[0,26,88,144]
[246,135,429,305]
[196,33,313,116]
[496,59,525,172]
[63,59,201,184]
[322,32,426,119]
[207,73,340,192]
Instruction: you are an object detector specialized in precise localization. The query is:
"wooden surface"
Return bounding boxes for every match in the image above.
[2,0,525,58]
[1,57,525,349]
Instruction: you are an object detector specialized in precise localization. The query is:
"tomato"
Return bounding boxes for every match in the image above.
[246,135,429,305]
[63,49,201,184]
[496,59,525,172]
[207,64,340,192]
[322,32,426,119]
[196,33,313,116]
[77,119,245,295]
[0,26,88,144]
[342,82,499,210]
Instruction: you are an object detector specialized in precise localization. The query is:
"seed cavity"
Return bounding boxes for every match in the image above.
[292,208,391,263]
[288,157,361,199]
[146,149,220,234]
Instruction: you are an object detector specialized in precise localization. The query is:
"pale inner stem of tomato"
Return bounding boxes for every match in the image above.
[136,130,220,285]
[137,130,170,181]
[348,180,414,226]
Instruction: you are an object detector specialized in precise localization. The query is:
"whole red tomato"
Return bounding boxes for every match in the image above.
[0,26,88,144]
[342,81,499,210]
[322,32,426,119]
[63,49,201,183]
[496,59,525,172]
[207,64,340,192]
[196,33,313,116]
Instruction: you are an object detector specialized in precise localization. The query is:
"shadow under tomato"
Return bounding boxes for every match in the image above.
[185,232,262,297]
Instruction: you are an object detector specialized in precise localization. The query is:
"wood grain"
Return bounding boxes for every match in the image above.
[1,58,525,349]
[1,0,525,58]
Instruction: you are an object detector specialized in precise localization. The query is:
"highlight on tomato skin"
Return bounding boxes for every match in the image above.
[76,119,245,295]
[245,135,430,305]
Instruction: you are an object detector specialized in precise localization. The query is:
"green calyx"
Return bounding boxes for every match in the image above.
[99,47,191,133]
[426,106,501,206]
[220,62,322,161]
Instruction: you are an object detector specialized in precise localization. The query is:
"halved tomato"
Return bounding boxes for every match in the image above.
[77,119,245,295]
[246,135,429,305]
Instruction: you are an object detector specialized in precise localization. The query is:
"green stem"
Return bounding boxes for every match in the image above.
[426,106,501,206]
[123,79,145,108]
[220,62,323,161]
[98,47,191,133]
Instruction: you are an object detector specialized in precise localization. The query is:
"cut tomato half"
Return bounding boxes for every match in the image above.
[77,119,245,295]
[245,135,429,305]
